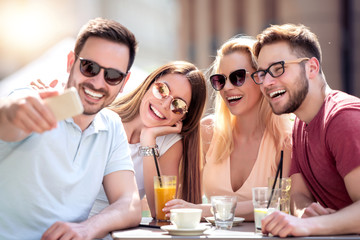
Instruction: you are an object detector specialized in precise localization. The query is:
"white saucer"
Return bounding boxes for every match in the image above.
[205,216,245,226]
[160,224,210,236]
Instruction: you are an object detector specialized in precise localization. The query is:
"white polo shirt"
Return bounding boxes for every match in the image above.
[0,108,133,240]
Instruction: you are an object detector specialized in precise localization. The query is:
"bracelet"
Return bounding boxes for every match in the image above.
[139,145,159,157]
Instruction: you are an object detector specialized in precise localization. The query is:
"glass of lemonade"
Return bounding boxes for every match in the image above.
[252,187,281,234]
[154,175,177,221]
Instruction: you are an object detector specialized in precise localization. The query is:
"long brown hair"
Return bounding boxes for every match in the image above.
[110,61,206,204]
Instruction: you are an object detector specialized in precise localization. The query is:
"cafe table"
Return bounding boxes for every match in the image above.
[111,217,360,240]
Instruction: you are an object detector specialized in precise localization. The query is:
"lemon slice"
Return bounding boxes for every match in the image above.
[254,208,268,214]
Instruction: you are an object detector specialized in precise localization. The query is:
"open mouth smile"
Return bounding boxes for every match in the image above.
[150,105,165,119]
[84,88,104,100]
[227,95,243,103]
[269,90,286,99]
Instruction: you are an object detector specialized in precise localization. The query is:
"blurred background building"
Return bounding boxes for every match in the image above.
[1,0,359,99]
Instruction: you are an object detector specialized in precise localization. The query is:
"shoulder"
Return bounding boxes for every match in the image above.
[93,109,127,142]
[201,114,215,132]
[323,91,360,126]
[326,91,360,113]
[161,133,182,143]
[156,133,182,155]
[96,108,123,127]
[200,114,214,142]
[99,108,121,119]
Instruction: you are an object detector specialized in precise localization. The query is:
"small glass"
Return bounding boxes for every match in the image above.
[211,196,237,230]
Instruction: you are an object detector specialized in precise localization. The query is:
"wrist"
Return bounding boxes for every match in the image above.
[139,144,159,157]
[140,129,157,146]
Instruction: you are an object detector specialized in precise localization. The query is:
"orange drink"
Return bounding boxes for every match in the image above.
[154,176,177,221]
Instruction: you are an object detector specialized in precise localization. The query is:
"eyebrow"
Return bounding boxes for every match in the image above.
[163,81,189,105]
[258,60,283,70]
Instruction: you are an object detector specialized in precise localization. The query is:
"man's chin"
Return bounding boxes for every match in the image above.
[82,107,102,116]
[270,104,287,115]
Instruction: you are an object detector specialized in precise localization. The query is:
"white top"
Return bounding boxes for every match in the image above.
[0,108,133,240]
[89,133,181,217]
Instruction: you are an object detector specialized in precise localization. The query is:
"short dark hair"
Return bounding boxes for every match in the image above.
[254,24,322,72]
[74,17,138,72]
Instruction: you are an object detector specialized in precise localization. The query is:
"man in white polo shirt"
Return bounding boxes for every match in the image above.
[0,18,141,240]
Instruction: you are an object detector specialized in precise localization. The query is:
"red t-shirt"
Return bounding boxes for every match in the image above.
[290,90,360,210]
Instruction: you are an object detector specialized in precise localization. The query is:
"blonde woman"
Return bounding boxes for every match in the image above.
[164,37,293,220]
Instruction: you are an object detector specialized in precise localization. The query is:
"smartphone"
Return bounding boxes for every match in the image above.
[139,217,171,228]
[44,87,84,121]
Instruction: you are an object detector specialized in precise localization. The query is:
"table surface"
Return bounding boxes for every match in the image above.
[111,218,360,240]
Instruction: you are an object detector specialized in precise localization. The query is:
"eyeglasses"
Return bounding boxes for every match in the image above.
[210,69,250,91]
[251,58,310,84]
[77,56,127,86]
[152,82,188,115]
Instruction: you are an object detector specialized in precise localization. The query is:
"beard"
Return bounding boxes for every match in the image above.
[270,70,309,115]
[66,72,111,116]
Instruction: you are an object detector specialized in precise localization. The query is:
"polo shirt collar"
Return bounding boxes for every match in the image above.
[64,110,108,134]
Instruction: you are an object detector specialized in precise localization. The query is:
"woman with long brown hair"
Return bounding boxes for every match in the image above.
[90,61,206,220]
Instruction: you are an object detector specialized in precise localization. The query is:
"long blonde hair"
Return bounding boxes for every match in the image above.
[209,36,292,163]
[110,61,206,204]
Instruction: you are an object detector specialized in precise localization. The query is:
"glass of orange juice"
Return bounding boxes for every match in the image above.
[154,175,177,221]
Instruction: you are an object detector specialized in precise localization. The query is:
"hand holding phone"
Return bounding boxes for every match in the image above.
[44,87,84,121]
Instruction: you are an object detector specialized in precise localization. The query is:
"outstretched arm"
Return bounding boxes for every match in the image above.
[0,89,58,142]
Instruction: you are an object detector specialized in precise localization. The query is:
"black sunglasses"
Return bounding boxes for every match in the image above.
[77,56,127,86]
[210,69,250,91]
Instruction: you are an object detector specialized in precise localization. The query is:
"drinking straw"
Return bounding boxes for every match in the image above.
[279,150,283,189]
[152,148,162,187]
[267,150,283,208]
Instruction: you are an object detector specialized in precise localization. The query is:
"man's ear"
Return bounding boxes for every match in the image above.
[67,51,76,73]
[307,57,320,79]
[119,71,131,93]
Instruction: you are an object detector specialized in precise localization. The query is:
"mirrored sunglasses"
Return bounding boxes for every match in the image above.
[78,57,127,86]
[210,69,249,91]
[152,82,188,115]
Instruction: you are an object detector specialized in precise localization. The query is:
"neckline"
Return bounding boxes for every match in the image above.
[228,130,267,193]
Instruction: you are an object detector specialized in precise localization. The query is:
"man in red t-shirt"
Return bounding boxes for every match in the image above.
[251,23,360,237]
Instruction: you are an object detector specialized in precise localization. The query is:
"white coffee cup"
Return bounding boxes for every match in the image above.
[170,208,202,229]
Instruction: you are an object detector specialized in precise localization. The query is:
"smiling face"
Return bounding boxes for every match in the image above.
[218,51,262,116]
[257,41,309,115]
[139,73,192,127]
[67,37,130,115]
